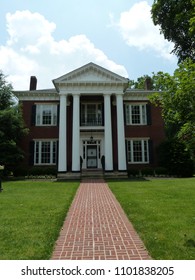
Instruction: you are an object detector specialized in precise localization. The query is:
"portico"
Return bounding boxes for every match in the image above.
[53,62,128,176]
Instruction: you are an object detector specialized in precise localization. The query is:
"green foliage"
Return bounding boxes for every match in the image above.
[127,168,140,177]
[28,167,57,176]
[128,75,152,89]
[150,59,195,159]
[0,71,14,110]
[154,167,168,176]
[0,71,28,171]
[152,0,195,62]
[141,167,155,176]
[157,139,194,177]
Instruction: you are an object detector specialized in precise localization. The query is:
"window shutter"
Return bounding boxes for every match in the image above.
[146,104,152,125]
[29,141,35,166]
[123,104,127,125]
[56,141,59,167]
[102,103,105,126]
[125,139,128,164]
[31,105,36,126]
[57,104,60,126]
[148,139,154,164]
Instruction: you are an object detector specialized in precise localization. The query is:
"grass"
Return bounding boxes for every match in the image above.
[0,180,79,260]
[108,178,195,260]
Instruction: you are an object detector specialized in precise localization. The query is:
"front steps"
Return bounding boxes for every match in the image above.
[82,169,104,179]
[57,169,128,180]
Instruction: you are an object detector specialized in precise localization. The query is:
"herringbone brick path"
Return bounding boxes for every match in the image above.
[51,179,151,260]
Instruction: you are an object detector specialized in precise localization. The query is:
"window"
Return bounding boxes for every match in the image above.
[36,104,57,126]
[81,103,103,126]
[125,104,147,125]
[127,139,149,164]
[34,140,57,165]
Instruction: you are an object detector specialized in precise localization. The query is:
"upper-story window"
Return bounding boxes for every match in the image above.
[36,104,57,126]
[125,104,148,125]
[125,103,151,125]
[81,103,103,126]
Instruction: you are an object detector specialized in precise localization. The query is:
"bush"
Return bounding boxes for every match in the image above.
[157,139,194,177]
[12,167,29,177]
[28,167,57,176]
[128,168,140,177]
[155,167,168,176]
[141,167,154,176]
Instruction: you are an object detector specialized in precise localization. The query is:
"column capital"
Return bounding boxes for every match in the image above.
[72,92,80,97]
[103,92,112,96]
[59,89,68,96]
[115,91,124,96]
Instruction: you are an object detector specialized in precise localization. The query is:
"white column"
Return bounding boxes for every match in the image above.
[58,93,67,172]
[104,93,113,171]
[72,93,80,171]
[116,93,127,171]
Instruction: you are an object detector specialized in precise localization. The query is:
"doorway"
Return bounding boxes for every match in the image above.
[87,145,97,168]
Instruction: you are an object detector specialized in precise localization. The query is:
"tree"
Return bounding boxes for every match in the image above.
[150,59,195,159]
[0,71,28,173]
[0,72,14,110]
[157,139,194,177]
[128,75,153,89]
[151,0,195,62]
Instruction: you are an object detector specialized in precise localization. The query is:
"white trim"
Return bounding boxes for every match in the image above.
[72,94,80,171]
[58,94,67,172]
[35,104,58,126]
[116,94,127,170]
[125,103,147,125]
[104,93,113,171]
[126,138,149,164]
[34,139,57,165]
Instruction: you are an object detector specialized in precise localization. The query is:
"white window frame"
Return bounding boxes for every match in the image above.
[127,138,149,164]
[126,103,147,125]
[34,140,57,165]
[36,104,57,126]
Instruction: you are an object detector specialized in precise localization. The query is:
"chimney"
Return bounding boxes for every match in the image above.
[29,76,37,91]
[144,77,153,90]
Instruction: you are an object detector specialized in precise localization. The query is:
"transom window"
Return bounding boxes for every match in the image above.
[81,103,103,126]
[34,140,57,165]
[126,104,147,125]
[127,139,149,164]
[36,104,57,126]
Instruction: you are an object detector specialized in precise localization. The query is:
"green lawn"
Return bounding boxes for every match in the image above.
[0,180,79,260]
[109,178,195,260]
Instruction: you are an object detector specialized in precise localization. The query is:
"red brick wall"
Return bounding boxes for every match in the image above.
[18,98,165,171]
[124,101,165,168]
[19,100,59,167]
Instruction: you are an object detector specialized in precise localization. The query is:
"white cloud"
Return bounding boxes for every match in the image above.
[112,1,175,60]
[1,10,128,90]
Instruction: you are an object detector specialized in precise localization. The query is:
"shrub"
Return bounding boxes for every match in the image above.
[128,168,140,177]
[12,167,29,177]
[157,139,194,177]
[141,167,154,176]
[28,167,57,177]
[155,167,168,176]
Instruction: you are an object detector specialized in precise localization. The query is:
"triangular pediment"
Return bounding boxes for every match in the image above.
[53,62,128,87]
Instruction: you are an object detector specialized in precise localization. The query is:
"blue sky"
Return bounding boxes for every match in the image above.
[0,0,178,90]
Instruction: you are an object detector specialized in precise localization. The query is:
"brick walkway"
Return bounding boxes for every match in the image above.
[51,179,151,260]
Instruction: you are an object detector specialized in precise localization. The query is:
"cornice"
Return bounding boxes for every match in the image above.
[13,89,59,101]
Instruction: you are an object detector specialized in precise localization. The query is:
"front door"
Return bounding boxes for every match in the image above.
[87,145,97,168]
